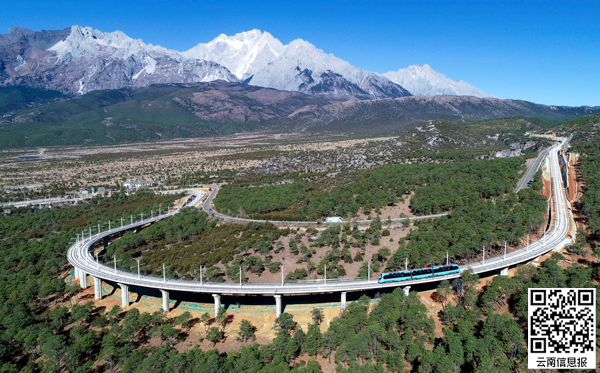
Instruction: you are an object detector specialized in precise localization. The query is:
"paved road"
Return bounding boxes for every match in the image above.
[68,140,572,295]
[1,196,92,208]
[514,148,548,193]
[201,186,449,225]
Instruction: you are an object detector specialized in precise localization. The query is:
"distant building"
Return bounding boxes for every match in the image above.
[123,180,153,190]
[98,187,106,196]
[6,184,43,191]
[326,217,343,223]
[495,149,522,158]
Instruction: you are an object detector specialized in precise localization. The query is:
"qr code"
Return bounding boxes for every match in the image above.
[528,288,596,369]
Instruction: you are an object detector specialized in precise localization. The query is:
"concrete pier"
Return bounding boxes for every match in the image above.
[403,286,411,296]
[160,290,170,312]
[79,271,87,288]
[93,277,102,300]
[212,294,221,317]
[341,292,347,312]
[500,267,508,276]
[118,283,129,307]
[274,294,282,317]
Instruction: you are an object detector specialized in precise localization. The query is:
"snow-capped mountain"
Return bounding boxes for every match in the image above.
[382,64,495,98]
[0,25,494,100]
[183,30,285,81]
[249,39,411,99]
[0,26,238,94]
[184,30,410,99]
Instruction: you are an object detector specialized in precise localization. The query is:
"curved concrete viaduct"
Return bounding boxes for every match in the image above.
[68,141,572,316]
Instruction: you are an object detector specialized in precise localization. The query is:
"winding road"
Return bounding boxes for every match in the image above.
[201,186,449,225]
[67,140,572,313]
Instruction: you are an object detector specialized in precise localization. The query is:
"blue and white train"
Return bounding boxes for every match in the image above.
[378,264,460,283]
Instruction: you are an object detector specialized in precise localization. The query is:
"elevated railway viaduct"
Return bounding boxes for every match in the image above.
[68,142,572,317]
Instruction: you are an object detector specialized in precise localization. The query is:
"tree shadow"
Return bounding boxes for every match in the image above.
[80,293,94,302]
[576,258,588,265]
[136,329,151,347]
[224,314,235,329]
[430,291,444,307]
[187,317,200,331]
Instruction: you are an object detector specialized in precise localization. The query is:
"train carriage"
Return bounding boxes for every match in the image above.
[378,264,460,283]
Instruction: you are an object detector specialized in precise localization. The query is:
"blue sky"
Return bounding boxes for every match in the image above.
[2,0,599,106]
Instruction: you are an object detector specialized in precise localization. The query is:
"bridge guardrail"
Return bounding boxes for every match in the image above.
[68,144,572,295]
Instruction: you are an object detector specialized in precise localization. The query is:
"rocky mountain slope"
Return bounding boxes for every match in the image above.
[0,26,239,95]
[551,113,600,143]
[280,95,600,133]
[186,30,410,99]
[2,82,599,149]
[401,119,495,151]
[382,64,495,98]
[0,82,335,148]
[1,26,490,100]
[0,26,408,99]
[183,30,285,81]
[236,119,506,180]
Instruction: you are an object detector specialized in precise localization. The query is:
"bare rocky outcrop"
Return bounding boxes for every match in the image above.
[0,26,412,100]
[0,26,239,94]
[278,95,600,133]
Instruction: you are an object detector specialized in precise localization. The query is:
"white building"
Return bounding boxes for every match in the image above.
[123,180,153,190]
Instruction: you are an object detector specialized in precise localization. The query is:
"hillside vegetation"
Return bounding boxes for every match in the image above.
[553,113,600,143]
[0,86,66,115]
[83,153,547,282]
[1,81,599,149]
[216,157,529,221]
[0,190,182,371]
[572,140,600,236]
[461,116,560,136]
[0,82,330,148]
[0,139,593,372]
[0,190,595,373]
[235,120,507,182]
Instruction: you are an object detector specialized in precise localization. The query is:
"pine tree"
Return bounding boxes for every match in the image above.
[311,307,324,326]
[238,319,255,343]
[304,324,322,358]
[206,327,223,347]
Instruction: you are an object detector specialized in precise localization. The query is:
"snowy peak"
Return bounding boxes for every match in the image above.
[0,25,496,100]
[1,25,238,94]
[49,25,144,60]
[382,64,496,98]
[209,29,272,50]
[48,25,181,62]
[184,29,285,80]
[185,31,410,100]
[248,37,411,99]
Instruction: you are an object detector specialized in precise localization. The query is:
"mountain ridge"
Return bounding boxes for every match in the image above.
[382,64,496,98]
[1,25,491,100]
[1,82,599,149]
